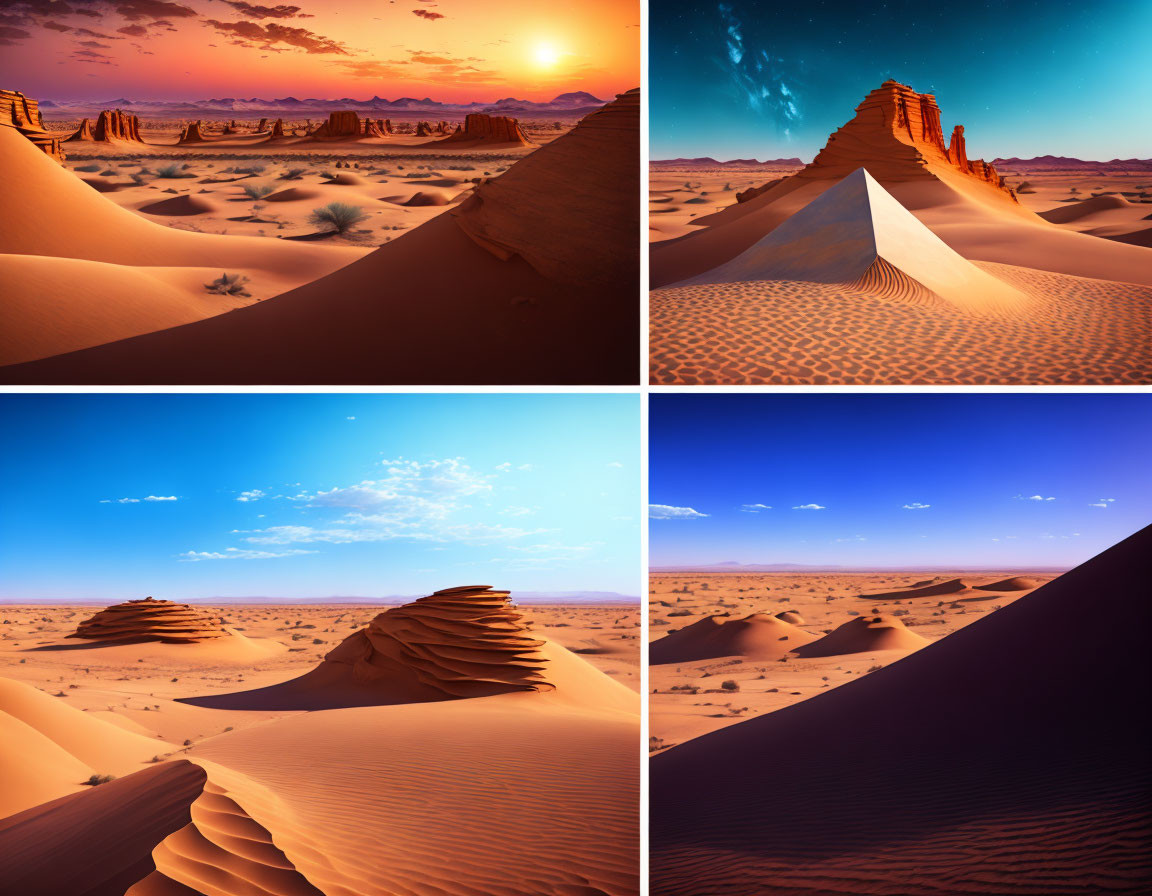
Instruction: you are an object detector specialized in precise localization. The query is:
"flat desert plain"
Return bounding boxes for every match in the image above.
[0,592,640,895]
[649,569,1055,750]
[649,80,1152,385]
[1,90,639,384]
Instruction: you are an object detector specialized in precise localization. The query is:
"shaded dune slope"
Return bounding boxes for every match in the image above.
[3,90,641,385]
[792,614,929,657]
[651,525,1152,895]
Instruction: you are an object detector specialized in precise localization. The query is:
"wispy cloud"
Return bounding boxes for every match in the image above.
[101,495,177,503]
[792,503,825,510]
[1016,494,1056,502]
[739,503,772,512]
[649,504,708,520]
[1089,498,1117,508]
[236,489,265,502]
[902,502,930,510]
[178,548,317,561]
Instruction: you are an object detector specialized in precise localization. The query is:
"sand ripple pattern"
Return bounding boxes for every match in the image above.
[324,585,554,698]
[69,597,228,643]
[650,262,1152,384]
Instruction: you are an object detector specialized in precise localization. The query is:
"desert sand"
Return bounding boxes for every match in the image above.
[650,526,1152,895]
[1,92,639,384]
[0,590,639,894]
[649,81,1152,384]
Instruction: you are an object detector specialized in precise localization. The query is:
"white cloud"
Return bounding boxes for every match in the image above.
[792,503,826,510]
[101,495,176,504]
[607,461,624,468]
[649,504,709,519]
[145,495,177,502]
[178,548,317,562]
[834,535,867,542]
[1017,494,1056,502]
[1089,498,1116,508]
[740,503,772,512]
[346,416,356,420]
[236,489,265,503]
[902,502,930,510]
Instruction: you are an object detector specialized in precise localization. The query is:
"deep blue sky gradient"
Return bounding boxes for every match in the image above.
[650,394,1152,568]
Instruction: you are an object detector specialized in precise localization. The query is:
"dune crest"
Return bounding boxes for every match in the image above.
[792,614,929,657]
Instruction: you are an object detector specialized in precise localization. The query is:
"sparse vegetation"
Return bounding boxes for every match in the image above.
[83,774,116,786]
[205,272,252,297]
[308,202,368,234]
[241,182,275,200]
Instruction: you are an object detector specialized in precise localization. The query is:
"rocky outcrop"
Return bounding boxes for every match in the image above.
[257,117,268,132]
[321,585,553,698]
[68,596,229,643]
[435,120,450,135]
[222,119,238,135]
[269,118,285,138]
[748,80,1016,204]
[1,89,65,161]
[310,110,360,140]
[65,118,95,142]
[364,117,389,138]
[67,109,143,143]
[177,120,207,144]
[415,120,433,137]
[438,113,531,147]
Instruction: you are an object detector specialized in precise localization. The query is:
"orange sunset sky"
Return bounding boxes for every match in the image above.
[0,0,639,102]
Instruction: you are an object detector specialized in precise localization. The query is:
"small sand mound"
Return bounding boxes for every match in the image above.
[68,596,228,643]
[775,611,805,625]
[1039,194,1131,223]
[401,190,450,207]
[794,614,930,657]
[264,187,320,203]
[860,578,967,600]
[651,612,816,664]
[974,576,1044,592]
[137,194,218,216]
[82,178,132,193]
[327,172,366,186]
[324,585,553,697]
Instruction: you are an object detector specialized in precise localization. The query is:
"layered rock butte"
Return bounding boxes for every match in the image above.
[439,112,532,147]
[322,585,554,698]
[177,120,207,144]
[1,89,64,161]
[743,80,1016,205]
[66,108,143,143]
[68,596,229,643]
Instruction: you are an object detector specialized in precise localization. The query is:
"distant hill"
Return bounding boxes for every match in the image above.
[651,157,805,168]
[994,155,1152,172]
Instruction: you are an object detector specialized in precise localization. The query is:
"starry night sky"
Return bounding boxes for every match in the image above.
[651,0,1152,161]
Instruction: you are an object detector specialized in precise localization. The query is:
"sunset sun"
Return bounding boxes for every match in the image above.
[533,43,560,68]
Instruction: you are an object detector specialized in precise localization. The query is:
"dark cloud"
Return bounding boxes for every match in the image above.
[116,23,147,35]
[77,38,109,45]
[0,25,32,44]
[412,9,444,20]
[75,26,123,38]
[43,19,73,30]
[114,0,196,21]
[203,18,350,54]
[217,1,313,19]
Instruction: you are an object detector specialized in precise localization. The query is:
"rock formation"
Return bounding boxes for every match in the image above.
[436,120,450,135]
[257,117,268,132]
[742,80,1017,206]
[66,109,143,143]
[310,110,361,140]
[222,119,238,135]
[363,117,389,138]
[68,597,229,643]
[321,585,553,698]
[1,89,65,161]
[177,120,207,144]
[269,118,285,138]
[415,120,433,137]
[438,113,531,146]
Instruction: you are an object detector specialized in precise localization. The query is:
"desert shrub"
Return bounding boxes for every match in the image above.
[131,168,151,185]
[721,680,739,691]
[281,167,308,180]
[234,164,266,176]
[242,182,275,200]
[309,202,367,234]
[155,163,187,178]
[83,774,115,786]
[205,273,251,297]
[75,163,101,172]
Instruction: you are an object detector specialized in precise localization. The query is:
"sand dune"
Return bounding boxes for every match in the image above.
[792,614,929,657]
[650,613,816,665]
[975,575,1044,592]
[860,577,969,599]
[1039,194,1131,223]
[3,89,640,384]
[651,525,1152,895]
[70,597,230,643]
[0,677,167,817]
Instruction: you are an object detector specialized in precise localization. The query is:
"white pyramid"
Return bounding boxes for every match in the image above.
[674,168,1022,311]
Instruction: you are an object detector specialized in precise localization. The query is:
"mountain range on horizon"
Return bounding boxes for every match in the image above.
[651,153,1152,171]
[650,561,1069,573]
[36,91,613,118]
